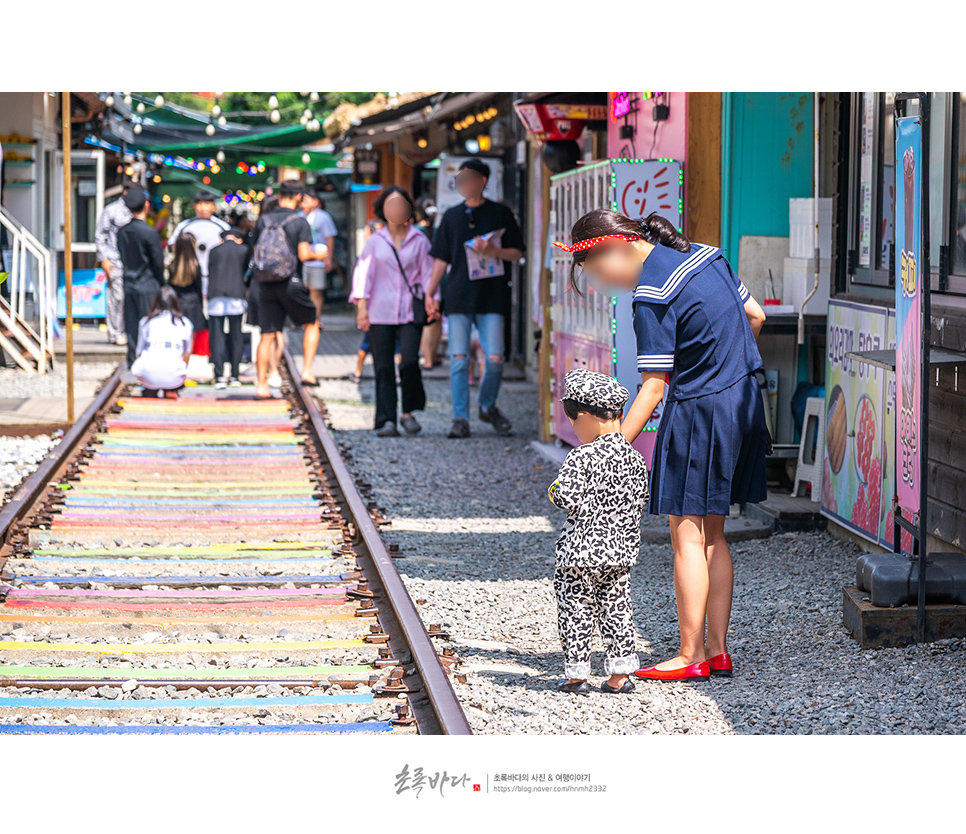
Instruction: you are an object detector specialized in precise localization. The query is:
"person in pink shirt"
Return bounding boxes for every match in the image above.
[351,187,434,436]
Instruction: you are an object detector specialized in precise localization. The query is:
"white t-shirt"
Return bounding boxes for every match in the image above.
[131,311,193,391]
[167,215,231,279]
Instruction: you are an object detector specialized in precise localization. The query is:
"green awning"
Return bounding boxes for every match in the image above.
[138,124,326,153]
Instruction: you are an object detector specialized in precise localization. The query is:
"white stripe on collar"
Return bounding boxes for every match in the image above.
[634,244,719,302]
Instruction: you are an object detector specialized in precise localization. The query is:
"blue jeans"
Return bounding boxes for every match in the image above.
[447,312,504,421]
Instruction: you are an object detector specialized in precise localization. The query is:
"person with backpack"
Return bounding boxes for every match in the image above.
[251,180,326,398]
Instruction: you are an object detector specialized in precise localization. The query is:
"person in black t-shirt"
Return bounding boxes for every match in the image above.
[426,159,524,438]
[250,180,326,398]
[116,186,164,365]
[207,227,250,386]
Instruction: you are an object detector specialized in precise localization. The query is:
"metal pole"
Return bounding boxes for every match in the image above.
[917,93,931,644]
[61,92,74,423]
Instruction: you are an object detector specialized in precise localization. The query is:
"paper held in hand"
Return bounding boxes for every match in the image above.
[465,229,505,280]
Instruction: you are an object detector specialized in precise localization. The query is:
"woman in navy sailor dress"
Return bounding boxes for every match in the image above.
[558,208,768,682]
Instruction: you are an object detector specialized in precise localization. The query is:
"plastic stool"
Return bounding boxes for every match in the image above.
[794,396,825,502]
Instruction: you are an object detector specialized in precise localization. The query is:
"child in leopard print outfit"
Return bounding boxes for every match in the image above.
[548,369,649,694]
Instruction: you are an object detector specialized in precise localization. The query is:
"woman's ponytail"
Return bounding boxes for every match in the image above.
[637,213,691,253]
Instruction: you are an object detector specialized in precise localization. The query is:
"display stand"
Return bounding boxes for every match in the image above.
[846,93,966,647]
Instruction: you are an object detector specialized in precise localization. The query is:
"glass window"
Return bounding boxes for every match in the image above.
[952,93,966,277]
[849,93,895,288]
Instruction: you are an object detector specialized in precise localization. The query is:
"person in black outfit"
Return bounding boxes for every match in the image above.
[116,186,164,365]
[207,227,250,386]
[426,159,525,438]
[251,180,326,397]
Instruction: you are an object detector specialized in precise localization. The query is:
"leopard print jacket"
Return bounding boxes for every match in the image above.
[548,432,649,568]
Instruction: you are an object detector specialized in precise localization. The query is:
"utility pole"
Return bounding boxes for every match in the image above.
[61,91,74,422]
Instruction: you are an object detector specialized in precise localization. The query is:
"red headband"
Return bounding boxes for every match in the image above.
[552,234,640,254]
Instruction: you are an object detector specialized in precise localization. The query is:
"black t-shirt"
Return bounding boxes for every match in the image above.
[207,240,250,300]
[429,199,525,316]
[253,207,313,279]
[117,218,164,290]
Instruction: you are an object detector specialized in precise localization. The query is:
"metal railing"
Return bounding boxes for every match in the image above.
[0,203,54,372]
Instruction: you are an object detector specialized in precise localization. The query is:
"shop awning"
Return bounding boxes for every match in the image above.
[328,92,505,149]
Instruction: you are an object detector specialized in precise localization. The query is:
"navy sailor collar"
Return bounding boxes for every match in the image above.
[634,243,721,304]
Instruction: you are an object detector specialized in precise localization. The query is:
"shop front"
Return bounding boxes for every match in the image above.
[825,92,966,557]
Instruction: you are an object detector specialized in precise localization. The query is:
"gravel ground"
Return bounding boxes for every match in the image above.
[0,362,117,398]
[322,372,966,735]
[0,434,60,504]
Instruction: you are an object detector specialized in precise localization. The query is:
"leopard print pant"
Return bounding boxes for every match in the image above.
[553,566,638,679]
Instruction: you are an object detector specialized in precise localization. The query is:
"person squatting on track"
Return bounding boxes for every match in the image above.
[558,208,768,683]
[206,227,250,388]
[116,186,164,366]
[130,285,193,398]
[548,369,649,695]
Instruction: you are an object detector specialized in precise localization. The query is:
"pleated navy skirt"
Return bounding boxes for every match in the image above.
[649,372,768,517]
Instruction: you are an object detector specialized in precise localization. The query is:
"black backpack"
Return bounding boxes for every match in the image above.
[253,214,301,283]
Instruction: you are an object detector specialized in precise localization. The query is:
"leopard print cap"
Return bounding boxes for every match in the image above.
[560,369,629,411]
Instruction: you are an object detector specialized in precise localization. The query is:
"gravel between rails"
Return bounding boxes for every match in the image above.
[321,373,966,735]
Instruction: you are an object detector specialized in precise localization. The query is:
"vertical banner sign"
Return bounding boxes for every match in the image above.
[895,117,922,514]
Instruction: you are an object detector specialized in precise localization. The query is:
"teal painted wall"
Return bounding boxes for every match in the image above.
[721,92,814,264]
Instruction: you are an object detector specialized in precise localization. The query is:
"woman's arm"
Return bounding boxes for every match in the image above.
[621,372,667,444]
[744,294,766,339]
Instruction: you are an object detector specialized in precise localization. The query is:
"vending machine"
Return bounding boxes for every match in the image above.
[549,158,684,465]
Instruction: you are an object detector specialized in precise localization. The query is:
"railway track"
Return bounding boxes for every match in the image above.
[0,353,470,735]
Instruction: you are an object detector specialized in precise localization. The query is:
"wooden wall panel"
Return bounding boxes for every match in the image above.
[686,92,721,247]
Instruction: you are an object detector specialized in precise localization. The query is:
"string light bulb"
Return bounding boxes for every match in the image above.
[211,103,221,117]
[300,114,309,126]
[218,115,227,126]
[133,123,142,134]
[154,94,164,107]
[268,93,279,110]
[205,123,216,136]
[270,109,281,123]
[310,91,320,103]
[302,152,311,164]
[152,174,161,183]
[104,94,114,107]
[123,92,132,105]
[136,101,146,114]
[303,108,313,119]
[308,119,320,132]
[216,149,225,163]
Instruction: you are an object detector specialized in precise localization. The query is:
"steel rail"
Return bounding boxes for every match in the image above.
[0,364,126,552]
[283,348,472,736]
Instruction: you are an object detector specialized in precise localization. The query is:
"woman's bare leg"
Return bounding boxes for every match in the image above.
[703,513,733,658]
[655,515,710,670]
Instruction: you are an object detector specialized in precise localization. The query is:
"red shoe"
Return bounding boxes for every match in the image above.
[634,661,711,681]
[707,653,733,677]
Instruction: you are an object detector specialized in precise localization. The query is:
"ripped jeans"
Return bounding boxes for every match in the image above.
[446,312,504,422]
